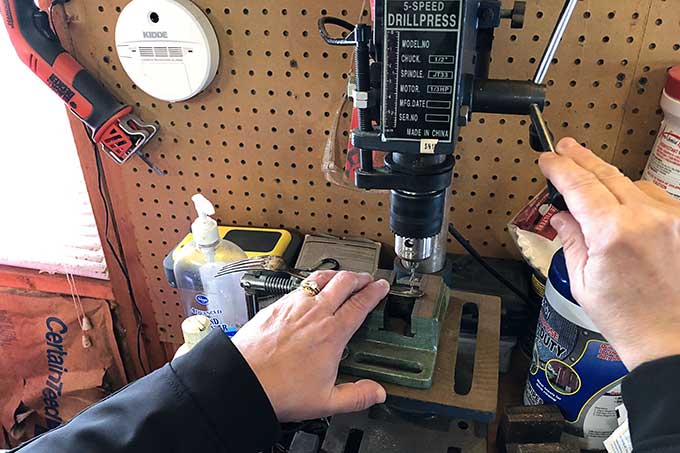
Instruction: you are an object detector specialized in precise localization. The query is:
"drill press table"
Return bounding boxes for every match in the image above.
[341,289,501,422]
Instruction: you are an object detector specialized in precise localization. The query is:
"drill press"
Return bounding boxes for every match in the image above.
[319,0,580,271]
[319,0,577,388]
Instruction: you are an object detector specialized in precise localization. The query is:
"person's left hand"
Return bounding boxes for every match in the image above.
[232,271,390,422]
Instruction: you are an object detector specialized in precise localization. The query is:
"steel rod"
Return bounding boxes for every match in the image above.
[533,0,579,85]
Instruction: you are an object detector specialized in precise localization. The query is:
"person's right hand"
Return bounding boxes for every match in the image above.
[539,138,680,371]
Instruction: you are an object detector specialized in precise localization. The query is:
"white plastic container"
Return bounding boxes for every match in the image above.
[173,194,248,336]
[524,250,628,451]
[642,66,680,199]
[174,315,211,359]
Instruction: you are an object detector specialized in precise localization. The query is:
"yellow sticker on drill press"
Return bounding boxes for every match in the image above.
[420,139,438,154]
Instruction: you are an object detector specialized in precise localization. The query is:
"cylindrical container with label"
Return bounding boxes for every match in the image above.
[524,250,628,451]
[520,271,546,357]
[642,65,680,199]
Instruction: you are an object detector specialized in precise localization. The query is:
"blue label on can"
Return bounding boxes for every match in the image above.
[195,294,210,306]
[223,326,239,337]
[524,286,628,448]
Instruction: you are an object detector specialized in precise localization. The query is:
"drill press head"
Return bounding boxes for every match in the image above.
[318,0,547,274]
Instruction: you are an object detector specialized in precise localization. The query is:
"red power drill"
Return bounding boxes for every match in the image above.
[0,0,162,174]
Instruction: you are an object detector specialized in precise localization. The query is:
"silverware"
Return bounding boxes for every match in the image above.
[216,256,424,298]
[215,256,339,280]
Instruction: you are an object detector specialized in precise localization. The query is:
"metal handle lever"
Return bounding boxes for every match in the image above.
[529,104,568,211]
[529,104,555,152]
[533,0,579,85]
[528,0,579,210]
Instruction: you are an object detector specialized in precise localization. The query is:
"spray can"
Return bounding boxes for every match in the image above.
[642,65,680,199]
[524,249,628,450]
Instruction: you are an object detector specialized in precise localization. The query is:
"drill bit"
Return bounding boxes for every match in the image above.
[397,259,422,298]
[402,258,418,289]
[136,151,164,176]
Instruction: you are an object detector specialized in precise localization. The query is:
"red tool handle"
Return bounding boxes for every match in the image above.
[0,0,134,149]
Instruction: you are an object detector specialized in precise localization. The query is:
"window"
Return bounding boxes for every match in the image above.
[0,30,107,280]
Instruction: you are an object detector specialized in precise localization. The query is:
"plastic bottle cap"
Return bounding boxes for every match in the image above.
[666,65,680,102]
[181,315,211,345]
[191,194,220,246]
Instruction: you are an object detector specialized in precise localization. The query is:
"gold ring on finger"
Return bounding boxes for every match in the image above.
[300,280,321,297]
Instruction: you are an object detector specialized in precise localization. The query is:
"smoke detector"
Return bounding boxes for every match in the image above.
[115,0,219,102]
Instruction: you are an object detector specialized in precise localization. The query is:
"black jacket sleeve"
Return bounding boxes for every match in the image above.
[622,355,680,452]
[11,330,280,453]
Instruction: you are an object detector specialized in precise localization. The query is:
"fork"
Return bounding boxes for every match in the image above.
[214,256,425,298]
[214,256,339,280]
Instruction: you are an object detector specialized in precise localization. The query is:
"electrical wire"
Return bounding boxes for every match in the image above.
[45,1,147,374]
[47,0,68,36]
[88,126,148,375]
[318,16,356,46]
[448,223,531,305]
[44,0,147,374]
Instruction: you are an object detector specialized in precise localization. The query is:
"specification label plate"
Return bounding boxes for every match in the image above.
[382,0,462,142]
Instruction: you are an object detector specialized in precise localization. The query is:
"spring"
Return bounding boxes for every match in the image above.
[262,275,299,294]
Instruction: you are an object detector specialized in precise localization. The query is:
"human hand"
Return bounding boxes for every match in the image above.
[232,271,390,422]
[539,138,680,370]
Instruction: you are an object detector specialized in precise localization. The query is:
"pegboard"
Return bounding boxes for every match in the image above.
[57,0,680,343]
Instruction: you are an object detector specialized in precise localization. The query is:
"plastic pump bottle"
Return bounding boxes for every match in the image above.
[173,194,248,336]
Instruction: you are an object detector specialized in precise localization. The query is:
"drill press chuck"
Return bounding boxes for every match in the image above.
[391,188,447,266]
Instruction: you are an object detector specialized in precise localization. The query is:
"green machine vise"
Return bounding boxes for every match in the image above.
[340,270,450,389]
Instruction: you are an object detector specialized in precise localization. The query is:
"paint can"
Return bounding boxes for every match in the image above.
[524,249,628,450]
[520,271,546,357]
